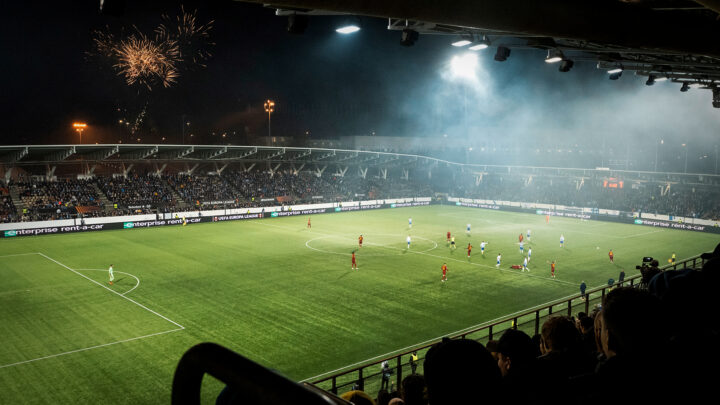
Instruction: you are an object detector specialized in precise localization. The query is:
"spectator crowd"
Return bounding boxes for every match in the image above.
[334,246,720,404]
[1,168,718,222]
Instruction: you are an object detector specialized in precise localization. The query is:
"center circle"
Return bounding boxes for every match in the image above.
[305,233,438,256]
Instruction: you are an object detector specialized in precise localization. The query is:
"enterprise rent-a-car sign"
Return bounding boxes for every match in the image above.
[2,224,107,237]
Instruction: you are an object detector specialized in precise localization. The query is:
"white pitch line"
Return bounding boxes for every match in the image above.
[0,252,41,258]
[0,328,183,369]
[299,287,597,383]
[38,253,184,330]
[620,229,666,238]
[75,269,141,296]
[259,222,577,286]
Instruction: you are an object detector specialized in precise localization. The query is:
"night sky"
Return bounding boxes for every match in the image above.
[2,0,720,152]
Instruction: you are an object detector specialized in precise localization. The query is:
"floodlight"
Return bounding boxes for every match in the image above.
[655,77,668,82]
[680,82,690,92]
[558,59,574,72]
[545,48,563,63]
[607,68,623,74]
[450,53,479,81]
[609,71,623,80]
[452,39,472,47]
[336,25,360,34]
[469,35,490,51]
[494,46,511,62]
[400,29,419,46]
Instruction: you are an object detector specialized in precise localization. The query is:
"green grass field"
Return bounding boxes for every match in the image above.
[1,205,717,403]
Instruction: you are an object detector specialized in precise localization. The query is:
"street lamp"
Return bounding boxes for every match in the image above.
[73,122,87,144]
[264,99,275,138]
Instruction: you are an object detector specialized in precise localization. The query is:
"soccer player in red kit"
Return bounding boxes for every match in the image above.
[609,249,614,263]
[550,261,556,278]
[446,231,451,242]
[467,243,472,258]
[441,263,448,282]
[519,233,524,243]
[351,252,358,270]
[358,235,363,248]
[546,215,550,224]
[307,218,311,228]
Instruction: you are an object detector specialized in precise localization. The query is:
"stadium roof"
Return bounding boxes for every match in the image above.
[237,0,720,106]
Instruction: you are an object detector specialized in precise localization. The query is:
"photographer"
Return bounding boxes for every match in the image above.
[638,258,661,287]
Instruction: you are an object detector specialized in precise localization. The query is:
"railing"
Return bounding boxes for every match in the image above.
[309,254,709,395]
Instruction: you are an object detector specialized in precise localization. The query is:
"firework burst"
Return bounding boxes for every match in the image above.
[87,7,213,90]
[114,31,180,90]
[158,6,215,68]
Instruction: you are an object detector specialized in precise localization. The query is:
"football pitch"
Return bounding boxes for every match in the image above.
[1,205,717,403]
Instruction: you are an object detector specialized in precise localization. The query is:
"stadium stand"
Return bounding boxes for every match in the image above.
[0,180,17,223]
[14,179,102,221]
[1,163,718,222]
[96,174,176,209]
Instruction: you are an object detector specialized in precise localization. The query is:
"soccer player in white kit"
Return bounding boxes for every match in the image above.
[408,218,412,229]
[527,229,531,241]
[496,253,502,268]
[528,247,532,262]
[560,234,565,248]
[466,223,471,235]
[519,241,524,254]
[406,235,411,249]
[522,257,529,272]
[480,241,486,255]
[108,264,114,285]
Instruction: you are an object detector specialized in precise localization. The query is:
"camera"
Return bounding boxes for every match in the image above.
[635,256,654,270]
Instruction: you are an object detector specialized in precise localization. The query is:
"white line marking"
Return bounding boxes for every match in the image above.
[620,229,666,238]
[0,328,183,369]
[305,234,438,256]
[0,252,41,258]
[75,269,140,296]
[260,222,577,286]
[300,289,595,382]
[38,253,184,329]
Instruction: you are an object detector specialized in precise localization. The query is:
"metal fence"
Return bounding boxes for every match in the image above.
[310,254,708,394]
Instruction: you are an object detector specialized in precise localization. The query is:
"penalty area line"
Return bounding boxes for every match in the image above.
[38,253,184,330]
[0,328,183,370]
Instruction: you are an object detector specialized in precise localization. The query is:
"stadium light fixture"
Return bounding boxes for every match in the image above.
[336,18,361,34]
[336,25,360,34]
[494,46,511,62]
[452,39,472,47]
[468,35,490,51]
[559,59,574,72]
[607,67,623,74]
[73,122,87,144]
[287,13,309,34]
[400,28,419,46]
[545,48,564,63]
[655,77,668,82]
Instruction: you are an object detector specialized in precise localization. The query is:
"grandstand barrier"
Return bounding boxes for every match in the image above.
[447,197,720,234]
[307,253,710,395]
[0,197,432,238]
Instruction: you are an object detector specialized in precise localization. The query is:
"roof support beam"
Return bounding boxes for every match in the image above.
[333,166,348,177]
[359,167,368,179]
[46,165,56,180]
[292,163,305,175]
[315,165,327,178]
[122,163,134,178]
